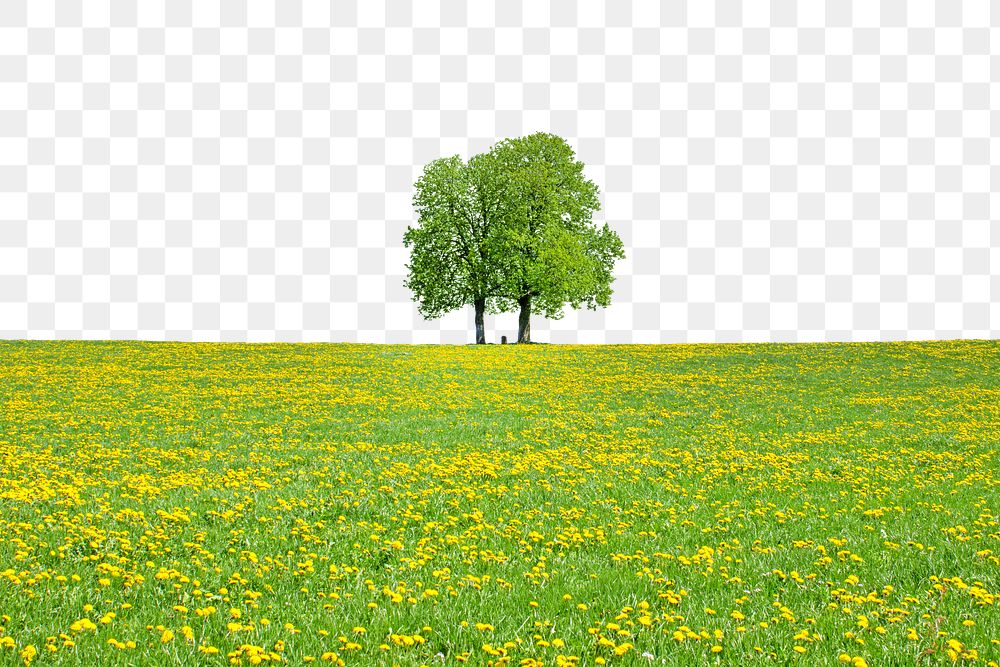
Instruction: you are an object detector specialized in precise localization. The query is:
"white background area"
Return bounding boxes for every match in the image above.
[0,1,997,343]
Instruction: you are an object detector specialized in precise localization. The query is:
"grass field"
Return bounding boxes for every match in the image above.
[0,340,998,666]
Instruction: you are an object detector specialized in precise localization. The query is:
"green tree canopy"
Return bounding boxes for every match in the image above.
[403,154,510,344]
[404,134,624,344]
[488,133,625,342]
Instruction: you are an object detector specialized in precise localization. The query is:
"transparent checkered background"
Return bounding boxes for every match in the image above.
[0,1,997,344]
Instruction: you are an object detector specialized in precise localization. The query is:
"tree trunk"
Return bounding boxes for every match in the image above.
[474,298,486,345]
[517,294,531,344]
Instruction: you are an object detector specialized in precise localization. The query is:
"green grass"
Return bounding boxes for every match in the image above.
[0,339,998,666]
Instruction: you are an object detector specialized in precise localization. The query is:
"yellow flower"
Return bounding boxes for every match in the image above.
[20,644,37,664]
[613,643,633,656]
[69,619,97,633]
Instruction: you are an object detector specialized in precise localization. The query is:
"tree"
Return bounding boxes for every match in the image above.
[403,155,510,344]
[404,134,624,345]
[488,133,624,343]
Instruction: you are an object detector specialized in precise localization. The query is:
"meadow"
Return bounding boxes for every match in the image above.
[0,339,997,666]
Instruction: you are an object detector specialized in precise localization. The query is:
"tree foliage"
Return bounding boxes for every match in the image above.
[404,134,625,343]
[403,155,511,343]
[489,133,623,318]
